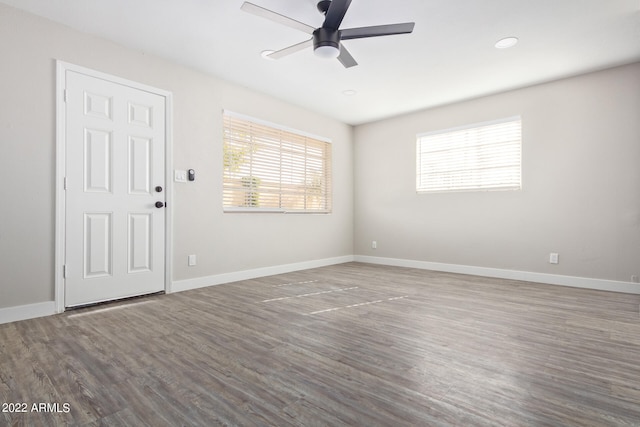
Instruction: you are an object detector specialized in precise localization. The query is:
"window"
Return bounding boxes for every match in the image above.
[223,112,332,213]
[416,116,521,193]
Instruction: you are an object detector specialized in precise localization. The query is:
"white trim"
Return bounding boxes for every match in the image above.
[0,302,57,325]
[164,91,174,294]
[58,61,175,97]
[55,61,67,313]
[222,207,331,214]
[55,61,174,310]
[416,115,522,138]
[222,109,332,143]
[171,256,355,293]
[355,255,640,294]
[6,254,637,324]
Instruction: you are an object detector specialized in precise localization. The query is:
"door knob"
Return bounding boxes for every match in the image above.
[155,186,163,192]
[155,201,165,208]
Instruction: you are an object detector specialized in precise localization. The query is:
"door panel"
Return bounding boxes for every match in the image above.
[84,128,112,193]
[84,91,112,119]
[128,213,152,274]
[65,71,165,307]
[128,136,152,195]
[84,213,112,278]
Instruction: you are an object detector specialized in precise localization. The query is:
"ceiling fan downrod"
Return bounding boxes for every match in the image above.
[316,1,332,15]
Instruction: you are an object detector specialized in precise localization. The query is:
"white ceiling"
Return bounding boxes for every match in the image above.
[3,0,640,125]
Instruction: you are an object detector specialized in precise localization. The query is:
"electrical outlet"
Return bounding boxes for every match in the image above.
[188,254,196,266]
[549,253,559,264]
[372,241,377,249]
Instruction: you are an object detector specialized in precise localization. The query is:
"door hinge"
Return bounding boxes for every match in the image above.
[63,177,67,190]
[63,265,67,279]
[63,89,68,103]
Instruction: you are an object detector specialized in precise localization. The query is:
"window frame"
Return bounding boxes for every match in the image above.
[416,116,522,194]
[222,111,332,214]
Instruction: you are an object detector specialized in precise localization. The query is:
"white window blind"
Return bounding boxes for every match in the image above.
[416,117,522,193]
[223,112,332,213]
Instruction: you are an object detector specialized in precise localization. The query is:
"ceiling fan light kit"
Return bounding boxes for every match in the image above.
[241,0,415,68]
[315,45,340,58]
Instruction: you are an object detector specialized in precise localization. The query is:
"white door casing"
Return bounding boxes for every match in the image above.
[56,63,172,309]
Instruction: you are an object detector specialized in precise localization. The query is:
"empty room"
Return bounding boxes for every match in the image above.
[1,0,640,425]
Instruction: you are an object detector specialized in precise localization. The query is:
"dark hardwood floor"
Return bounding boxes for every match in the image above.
[2,262,640,426]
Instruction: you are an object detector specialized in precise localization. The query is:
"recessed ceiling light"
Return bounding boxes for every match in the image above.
[261,50,276,60]
[495,37,519,49]
[342,89,357,96]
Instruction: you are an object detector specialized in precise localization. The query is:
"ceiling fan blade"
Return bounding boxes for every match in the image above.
[241,2,315,35]
[323,0,352,30]
[340,22,415,40]
[337,44,358,68]
[268,38,314,59]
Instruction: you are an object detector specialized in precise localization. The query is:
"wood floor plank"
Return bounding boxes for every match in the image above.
[2,262,640,425]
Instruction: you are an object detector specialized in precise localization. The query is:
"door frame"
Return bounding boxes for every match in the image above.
[55,61,174,313]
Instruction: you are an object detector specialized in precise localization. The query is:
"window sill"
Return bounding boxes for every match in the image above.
[223,207,331,214]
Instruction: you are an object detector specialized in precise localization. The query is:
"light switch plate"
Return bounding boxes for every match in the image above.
[175,170,187,183]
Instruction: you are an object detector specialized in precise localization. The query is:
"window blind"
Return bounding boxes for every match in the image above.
[416,117,522,193]
[223,113,332,213]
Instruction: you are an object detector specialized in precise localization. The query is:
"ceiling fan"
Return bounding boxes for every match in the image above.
[241,0,415,68]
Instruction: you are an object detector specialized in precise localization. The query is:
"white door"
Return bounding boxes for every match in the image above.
[64,70,166,307]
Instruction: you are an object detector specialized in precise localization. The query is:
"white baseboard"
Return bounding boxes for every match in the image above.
[0,256,354,324]
[354,255,640,294]
[0,301,57,325]
[6,255,634,325]
[171,255,355,293]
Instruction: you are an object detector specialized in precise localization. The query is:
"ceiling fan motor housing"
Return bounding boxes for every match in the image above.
[313,27,340,50]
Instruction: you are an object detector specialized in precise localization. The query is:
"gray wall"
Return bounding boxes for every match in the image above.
[0,4,354,309]
[354,62,640,282]
[2,3,638,312]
